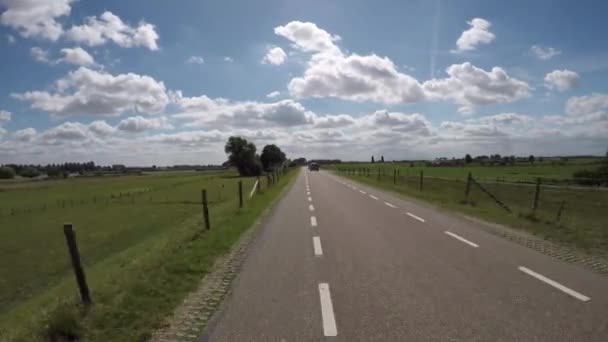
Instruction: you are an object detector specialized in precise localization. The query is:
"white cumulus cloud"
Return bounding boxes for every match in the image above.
[422,62,531,114]
[13,127,37,141]
[261,46,287,65]
[544,69,579,92]
[13,67,170,116]
[274,21,341,53]
[277,21,526,112]
[30,46,50,63]
[173,92,314,128]
[117,115,172,132]
[366,110,432,135]
[266,91,281,99]
[313,114,355,129]
[566,93,608,116]
[60,47,96,66]
[0,110,11,123]
[66,11,159,50]
[530,45,561,60]
[287,51,425,104]
[453,18,495,52]
[0,0,74,40]
[187,56,204,64]
[88,120,115,136]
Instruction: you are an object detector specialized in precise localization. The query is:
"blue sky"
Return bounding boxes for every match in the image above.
[0,0,607,165]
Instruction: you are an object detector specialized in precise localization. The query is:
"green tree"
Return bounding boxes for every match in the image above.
[0,166,16,179]
[224,136,262,176]
[528,155,535,164]
[260,144,286,170]
[465,154,472,164]
[46,167,62,177]
[371,156,375,164]
[19,166,41,178]
[381,155,385,163]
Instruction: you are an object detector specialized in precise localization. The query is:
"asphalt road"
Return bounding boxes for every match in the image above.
[202,169,608,341]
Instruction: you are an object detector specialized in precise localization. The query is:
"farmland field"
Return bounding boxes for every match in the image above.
[337,160,604,184]
[0,169,295,341]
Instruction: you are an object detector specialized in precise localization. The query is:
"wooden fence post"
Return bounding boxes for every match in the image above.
[419,170,424,191]
[464,172,472,203]
[202,189,210,230]
[238,180,243,208]
[532,177,541,215]
[63,224,92,306]
[556,200,565,223]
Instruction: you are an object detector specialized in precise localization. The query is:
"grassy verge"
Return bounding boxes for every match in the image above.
[333,169,608,255]
[0,169,297,341]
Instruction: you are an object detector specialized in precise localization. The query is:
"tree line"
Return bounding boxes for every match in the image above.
[224,136,288,176]
[0,162,105,179]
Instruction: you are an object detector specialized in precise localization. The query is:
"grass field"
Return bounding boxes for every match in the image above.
[333,165,608,254]
[337,160,604,184]
[0,169,296,341]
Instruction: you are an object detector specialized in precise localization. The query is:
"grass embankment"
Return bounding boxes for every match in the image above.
[0,169,297,341]
[333,166,608,254]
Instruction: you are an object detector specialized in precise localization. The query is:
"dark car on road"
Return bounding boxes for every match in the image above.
[309,163,320,171]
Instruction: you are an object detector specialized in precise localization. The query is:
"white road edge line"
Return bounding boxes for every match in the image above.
[406,212,425,223]
[518,266,590,302]
[444,231,479,248]
[318,283,338,337]
[359,190,366,194]
[313,236,323,256]
[369,195,379,200]
[384,202,397,208]
[310,216,318,227]
[309,204,315,211]
[308,196,312,202]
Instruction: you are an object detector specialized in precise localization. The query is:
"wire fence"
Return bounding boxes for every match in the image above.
[336,167,608,251]
[0,168,288,313]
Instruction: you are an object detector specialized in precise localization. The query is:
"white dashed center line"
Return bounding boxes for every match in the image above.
[310,216,318,227]
[406,212,425,223]
[313,236,323,256]
[384,202,397,208]
[359,190,366,194]
[518,266,590,302]
[308,196,312,202]
[318,283,338,337]
[369,195,379,200]
[309,204,315,211]
[352,187,358,190]
[444,231,479,248]
[307,191,311,195]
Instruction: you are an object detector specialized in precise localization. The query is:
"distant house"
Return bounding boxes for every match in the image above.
[429,158,465,167]
[112,164,126,172]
